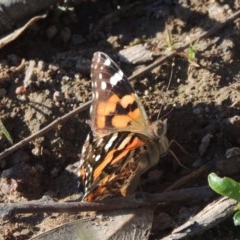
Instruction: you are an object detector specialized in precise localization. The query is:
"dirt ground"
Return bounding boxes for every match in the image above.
[0,0,240,239]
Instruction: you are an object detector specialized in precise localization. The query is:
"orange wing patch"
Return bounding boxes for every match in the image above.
[93,136,145,180]
[96,93,141,130]
[111,108,140,128]
[93,149,117,180]
[120,94,135,108]
[96,94,120,129]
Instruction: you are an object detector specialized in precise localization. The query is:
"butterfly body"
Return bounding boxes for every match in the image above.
[79,52,168,201]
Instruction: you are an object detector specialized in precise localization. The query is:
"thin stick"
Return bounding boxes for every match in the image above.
[1,9,240,161]
[164,165,209,192]
[0,101,90,161]
[0,186,214,218]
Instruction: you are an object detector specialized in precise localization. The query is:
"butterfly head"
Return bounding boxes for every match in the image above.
[150,119,169,157]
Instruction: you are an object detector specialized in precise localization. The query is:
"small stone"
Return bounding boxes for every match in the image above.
[32,146,43,156]
[62,76,70,81]
[225,147,240,159]
[208,3,229,21]
[221,115,240,144]
[199,133,213,156]
[15,86,27,95]
[48,64,59,72]
[53,91,64,102]
[21,229,30,236]
[37,60,46,71]
[193,106,203,115]
[119,44,153,64]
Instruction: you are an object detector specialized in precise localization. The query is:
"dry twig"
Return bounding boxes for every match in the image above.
[164,165,209,191]
[0,186,214,218]
[0,14,47,49]
[162,197,237,240]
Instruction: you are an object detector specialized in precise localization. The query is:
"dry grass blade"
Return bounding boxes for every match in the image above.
[0,14,46,49]
[0,119,13,144]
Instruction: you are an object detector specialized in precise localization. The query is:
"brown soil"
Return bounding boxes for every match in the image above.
[0,0,240,239]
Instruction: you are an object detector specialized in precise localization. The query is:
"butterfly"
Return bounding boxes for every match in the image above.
[79,52,169,201]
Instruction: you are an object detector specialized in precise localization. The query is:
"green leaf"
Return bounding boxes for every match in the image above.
[233,211,240,226]
[208,173,240,202]
[0,119,13,144]
[188,43,196,62]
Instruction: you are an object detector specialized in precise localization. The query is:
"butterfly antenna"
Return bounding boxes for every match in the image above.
[170,139,192,158]
[169,149,190,170]
[168,139,192,170]
[160,107,174,120]
[157,104,164,120]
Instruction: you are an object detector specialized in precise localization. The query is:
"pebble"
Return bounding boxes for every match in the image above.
[37,60,46,71]
[208,3,230,21]
[21,229,30,236]
[15,86,26,95]
[221,115,240,144]
[53,91,64,102]
[225,147,240,159]
[119,44,153,64]
[193,106,203,115]
[48,64,59,72]
[199,133,213,156]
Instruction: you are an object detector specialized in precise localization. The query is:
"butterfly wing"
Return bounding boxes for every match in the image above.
[90,52,149,137]
[79,131,149,201]
[79,52,165,201]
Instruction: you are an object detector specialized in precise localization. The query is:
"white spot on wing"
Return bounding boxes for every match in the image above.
[95,154,101,162]
[99,73,102,79]
[118,70,124,78]
[97,56,101,63]
[96,138,103,147]
[104,58,111,66]
[93,81,97,88]
[95,91,99,99]
[104,134,118,152]
[110,70,124,85]
[101,81,107,90]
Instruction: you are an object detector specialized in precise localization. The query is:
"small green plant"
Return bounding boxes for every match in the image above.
[187,43,196,63]
[165,25,175,51]
[0,119,13,144]
[208,172,240,226]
